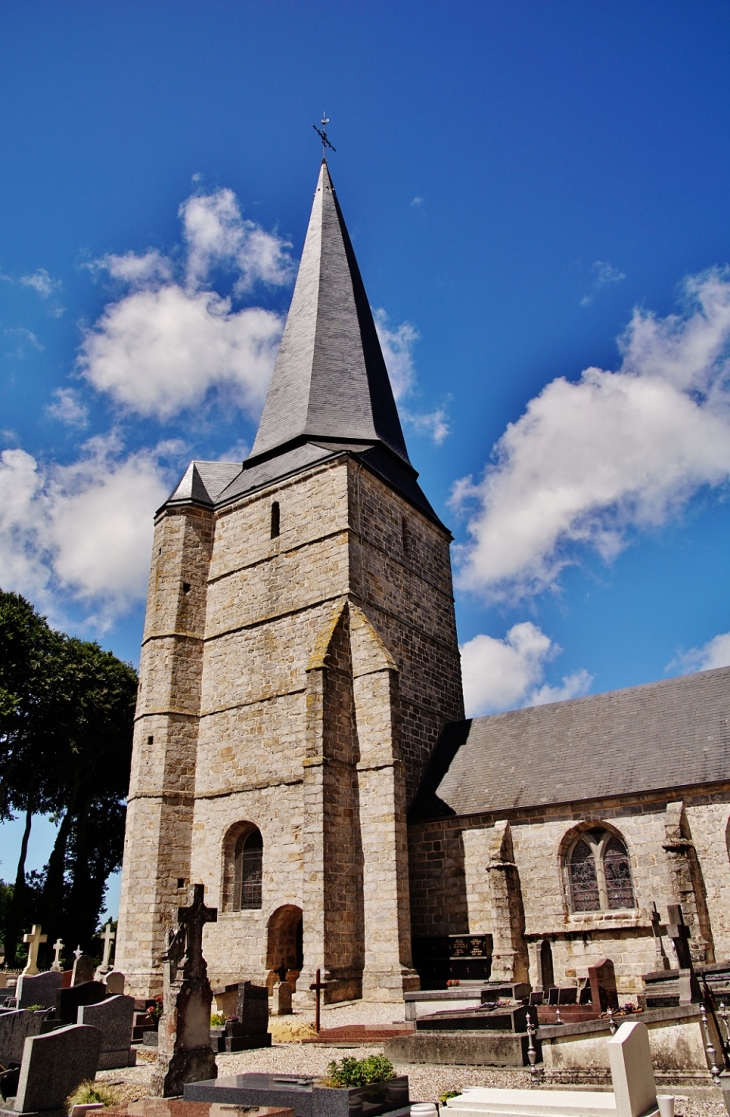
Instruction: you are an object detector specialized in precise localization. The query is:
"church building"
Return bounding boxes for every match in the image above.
[116,160,730,1003]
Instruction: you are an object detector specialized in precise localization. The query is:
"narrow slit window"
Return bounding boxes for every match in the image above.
[270,501,280,539]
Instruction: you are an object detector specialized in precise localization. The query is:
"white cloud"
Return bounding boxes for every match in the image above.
[670,631,730,675]
[47,388,89,428]
[581,260,626,306]
[460,622,592,716]
[453,268,730,602]
[4,327,43,357]
[78,189,296,423]
[99,250,173,287]
[79,286,283,422]
[180,189,294,293]
[0,435,173,627]
[20,268,62,299]
[375,308,449,443]
[374,309,418,400]
[403,407,450,445]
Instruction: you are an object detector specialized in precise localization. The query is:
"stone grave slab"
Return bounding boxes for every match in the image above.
[0,1023,102,1116]
[416,1003,532,1032]
[404,989,484,1022]
[385,1029,535,1066]
[0,1009,45,1066]
[103,971,125,995]
[272,979,292,1016]
[15,970,62,1010]
[480,983,530,1003]
[78,993,136,1069]
[441,1020,658,1117]
[184,1071,410,1117]
[587,959,619,1012]
[71,953,95,986]
[58,979,106,1025]
[104,1103,294,1117]
[225,981,270,1051]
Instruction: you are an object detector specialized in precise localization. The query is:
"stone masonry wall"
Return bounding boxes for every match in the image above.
[408,786,730,998]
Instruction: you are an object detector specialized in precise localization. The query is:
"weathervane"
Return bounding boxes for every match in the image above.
[313,113,336,160]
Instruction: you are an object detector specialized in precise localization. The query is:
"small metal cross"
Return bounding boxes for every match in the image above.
[313,114,336,160]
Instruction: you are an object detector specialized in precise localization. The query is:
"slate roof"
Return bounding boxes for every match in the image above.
[411,666,730,820]
[162,161,442,526]
[251,160,410,464]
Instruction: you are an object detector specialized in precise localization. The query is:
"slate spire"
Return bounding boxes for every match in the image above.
[251,161,411,464]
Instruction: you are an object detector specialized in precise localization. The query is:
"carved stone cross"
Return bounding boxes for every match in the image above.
[666,903,693,970]
[22,924,47,976]
[50,938,65,972]
[99,921,116,970]
[178,883,217,978]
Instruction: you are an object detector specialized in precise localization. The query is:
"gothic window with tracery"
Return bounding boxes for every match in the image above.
[234,827,263,910]
[567,828,634,912]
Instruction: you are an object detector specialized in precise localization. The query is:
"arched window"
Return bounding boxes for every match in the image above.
[233,828,263,910]
[567,827,634,912]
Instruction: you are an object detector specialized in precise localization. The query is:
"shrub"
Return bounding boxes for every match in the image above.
[210,1012,226,1026]
[440,1090,460,1104]
[66,1080,120,1111]
[325,1055,395,1087]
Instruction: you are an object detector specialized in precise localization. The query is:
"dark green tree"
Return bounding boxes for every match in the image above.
[0,592,137,964]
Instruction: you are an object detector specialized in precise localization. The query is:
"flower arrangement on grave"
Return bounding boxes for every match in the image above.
[146,994,164,1025]
[323,1055,396,1087]
[210,1012,226,1026]
[439,1091,460,1104]
[65,1080,120,1111]
[446,979,461,986]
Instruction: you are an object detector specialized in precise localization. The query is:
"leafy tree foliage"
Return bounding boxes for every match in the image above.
[0,592,137,965]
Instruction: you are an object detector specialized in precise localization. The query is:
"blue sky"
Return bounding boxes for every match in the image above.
[2,1,730,915]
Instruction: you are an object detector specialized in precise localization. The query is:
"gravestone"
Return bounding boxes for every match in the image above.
[71,951,95,986]
[78,993,136,1069]
[94,921,116,980]
[9,1023,102,1115]
[21,925,47,977]
[103,970,125,995]
[184,1070,410,1116]
[50,938,64,973]
[150,883,218,1097]
[448,934,492,983]
[15,969,62,1009]
[58,980,106,1025]
[0,1009,45,1067]
[608,1020,657,1117]
[272,979,293,1016]
[439,1020,656,1117]
[225,981,271,1050]
[587,958,619,1011]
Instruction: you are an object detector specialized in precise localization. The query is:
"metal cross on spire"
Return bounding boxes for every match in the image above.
[313,113,336,160]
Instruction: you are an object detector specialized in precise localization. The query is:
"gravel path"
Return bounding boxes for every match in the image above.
[96,1002,729,1117]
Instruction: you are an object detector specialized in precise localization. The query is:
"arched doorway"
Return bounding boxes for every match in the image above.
[266,905,303,992]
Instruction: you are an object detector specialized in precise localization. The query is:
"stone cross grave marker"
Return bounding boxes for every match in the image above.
[95,920,116,978]
[21,924,46,976]
[667,903,693,970]
[150,882,218,1098]
[50,937,65,972]
[649,902,670,971]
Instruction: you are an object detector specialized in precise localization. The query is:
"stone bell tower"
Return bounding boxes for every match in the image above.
[117,160,464,1001]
